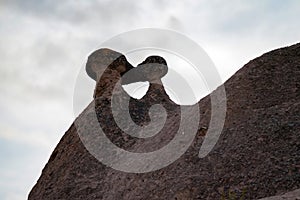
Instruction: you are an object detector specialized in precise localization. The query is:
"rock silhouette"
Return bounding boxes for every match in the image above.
[29,43,300,199]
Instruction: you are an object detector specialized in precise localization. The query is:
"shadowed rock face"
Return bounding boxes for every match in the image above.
[260,188,300,200]
[29,44,300,200]
[92,51,181,153]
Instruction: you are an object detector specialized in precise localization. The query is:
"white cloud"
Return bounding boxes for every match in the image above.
[0,125,51,148]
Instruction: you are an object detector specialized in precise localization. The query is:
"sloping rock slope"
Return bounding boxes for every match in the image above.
[29,43,300,199]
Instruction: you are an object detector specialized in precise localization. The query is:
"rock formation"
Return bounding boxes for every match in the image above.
[29,43,300,199]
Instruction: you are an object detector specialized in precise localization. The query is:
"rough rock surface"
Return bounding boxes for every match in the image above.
[29,43,300,199]
[260,188,300,200]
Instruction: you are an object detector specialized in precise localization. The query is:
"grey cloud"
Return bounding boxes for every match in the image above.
[166,16,184,31]
[1,0,141,26]
[1,0,58,18]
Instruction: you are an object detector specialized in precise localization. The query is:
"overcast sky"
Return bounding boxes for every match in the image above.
[0,1,299,199]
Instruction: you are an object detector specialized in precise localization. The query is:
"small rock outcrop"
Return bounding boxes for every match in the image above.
[29,44,300,199]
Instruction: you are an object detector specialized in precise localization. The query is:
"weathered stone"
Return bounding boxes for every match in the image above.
[29,44,300,200]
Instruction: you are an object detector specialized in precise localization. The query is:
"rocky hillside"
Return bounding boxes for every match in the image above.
[29,43,300,199]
